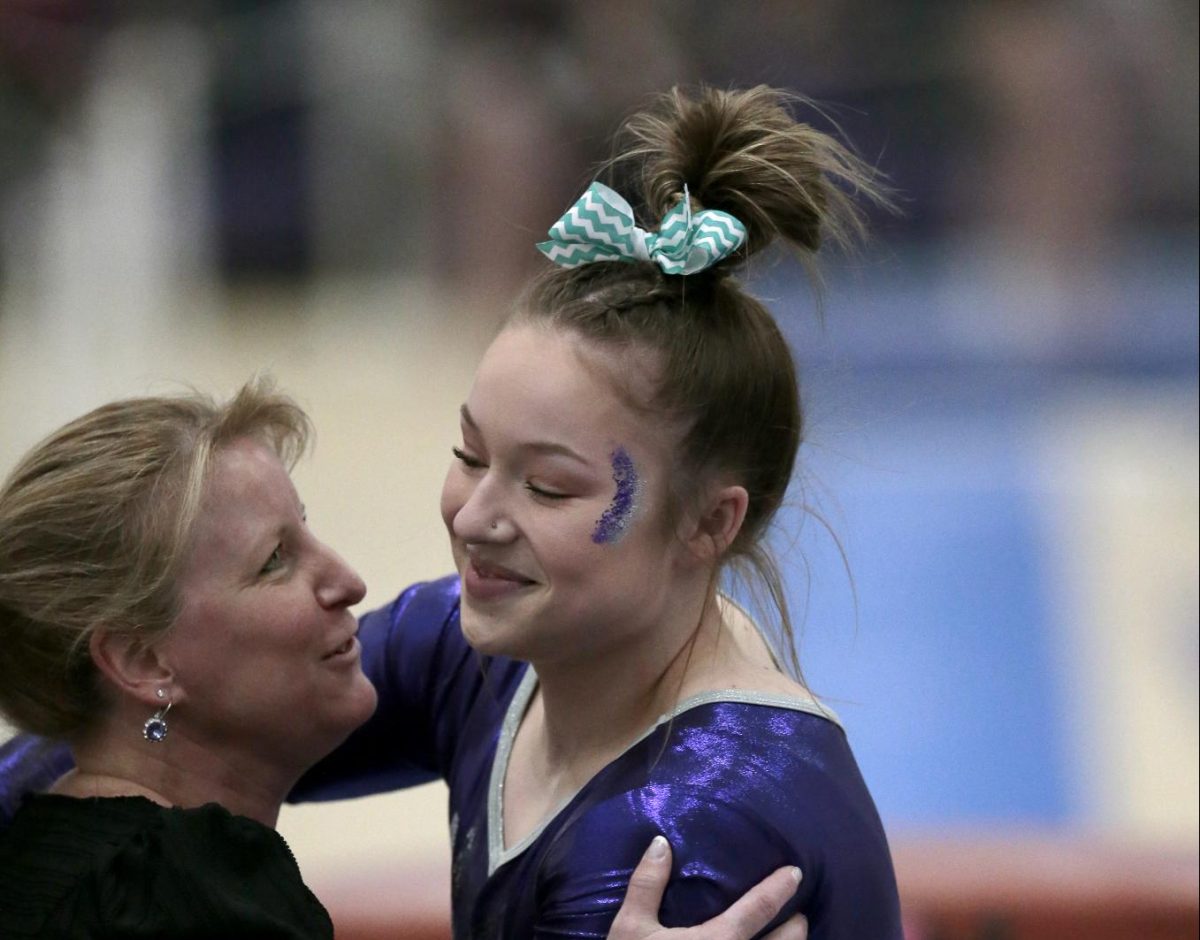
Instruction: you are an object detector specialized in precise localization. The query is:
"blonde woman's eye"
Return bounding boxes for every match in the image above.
[260,545,284,575]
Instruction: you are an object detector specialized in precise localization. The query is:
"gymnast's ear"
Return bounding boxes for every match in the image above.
[89,629,175,710]
[681,482,749,564]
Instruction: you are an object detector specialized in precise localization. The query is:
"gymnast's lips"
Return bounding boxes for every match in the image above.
[463,557,537,599]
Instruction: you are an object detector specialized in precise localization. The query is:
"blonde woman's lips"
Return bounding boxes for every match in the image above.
[322,634,359,663]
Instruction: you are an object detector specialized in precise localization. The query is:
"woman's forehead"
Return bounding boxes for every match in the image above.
[187,440,294,555]
[205,438,292,505]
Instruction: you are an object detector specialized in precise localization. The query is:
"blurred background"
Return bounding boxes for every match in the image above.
[1,1,1196,937]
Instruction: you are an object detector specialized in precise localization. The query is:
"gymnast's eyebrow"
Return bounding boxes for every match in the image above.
[459,404,592,466]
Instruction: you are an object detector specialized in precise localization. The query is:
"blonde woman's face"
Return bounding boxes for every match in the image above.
[440,325,691,667]
[158,437,376,771]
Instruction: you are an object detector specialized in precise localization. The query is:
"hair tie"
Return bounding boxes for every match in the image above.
[536,181,747,275]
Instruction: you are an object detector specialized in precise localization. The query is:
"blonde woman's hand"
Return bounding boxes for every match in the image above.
[607,836,808,940]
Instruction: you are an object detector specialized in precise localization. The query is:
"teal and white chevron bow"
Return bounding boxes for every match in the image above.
[536,181,747,275]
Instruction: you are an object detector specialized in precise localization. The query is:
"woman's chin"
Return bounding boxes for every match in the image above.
[311,680,379,761]
[348,675,380,726]
[327,674,379,735]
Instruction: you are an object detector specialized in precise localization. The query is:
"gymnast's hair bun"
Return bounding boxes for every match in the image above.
[618,84,886,268]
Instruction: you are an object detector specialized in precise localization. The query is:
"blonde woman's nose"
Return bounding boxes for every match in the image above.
[316,543,367,608]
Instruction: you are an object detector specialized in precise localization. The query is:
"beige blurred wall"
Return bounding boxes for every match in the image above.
[1034,390,1199,841]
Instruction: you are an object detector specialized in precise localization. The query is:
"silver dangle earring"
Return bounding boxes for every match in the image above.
[143,690,172,743]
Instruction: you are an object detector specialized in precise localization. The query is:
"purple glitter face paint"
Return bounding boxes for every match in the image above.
[592,446,641,544]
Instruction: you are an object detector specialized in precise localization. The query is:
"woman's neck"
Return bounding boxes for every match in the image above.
[61,727,294,829]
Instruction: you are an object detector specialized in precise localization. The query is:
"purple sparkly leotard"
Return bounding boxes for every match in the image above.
[292,576,903,939]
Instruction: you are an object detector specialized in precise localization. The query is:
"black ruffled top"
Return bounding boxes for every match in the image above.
[0,794,332,939]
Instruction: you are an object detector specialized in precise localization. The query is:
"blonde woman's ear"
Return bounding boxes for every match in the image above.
[88,628,175,709]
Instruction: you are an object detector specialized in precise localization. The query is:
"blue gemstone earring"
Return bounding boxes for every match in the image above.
[142,690,172,743]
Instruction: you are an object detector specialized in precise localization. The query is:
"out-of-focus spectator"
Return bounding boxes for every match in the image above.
[424,1,690,315]
[0,0,112,286]
[949,0,1198,355]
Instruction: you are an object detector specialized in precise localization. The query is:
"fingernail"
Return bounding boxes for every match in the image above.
[790,866,802,884]
[648,835,669,859]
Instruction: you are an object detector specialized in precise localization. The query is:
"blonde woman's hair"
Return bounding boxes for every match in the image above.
[0,377,311,739]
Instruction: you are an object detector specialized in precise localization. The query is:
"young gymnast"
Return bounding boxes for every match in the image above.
[295,84,901,937]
